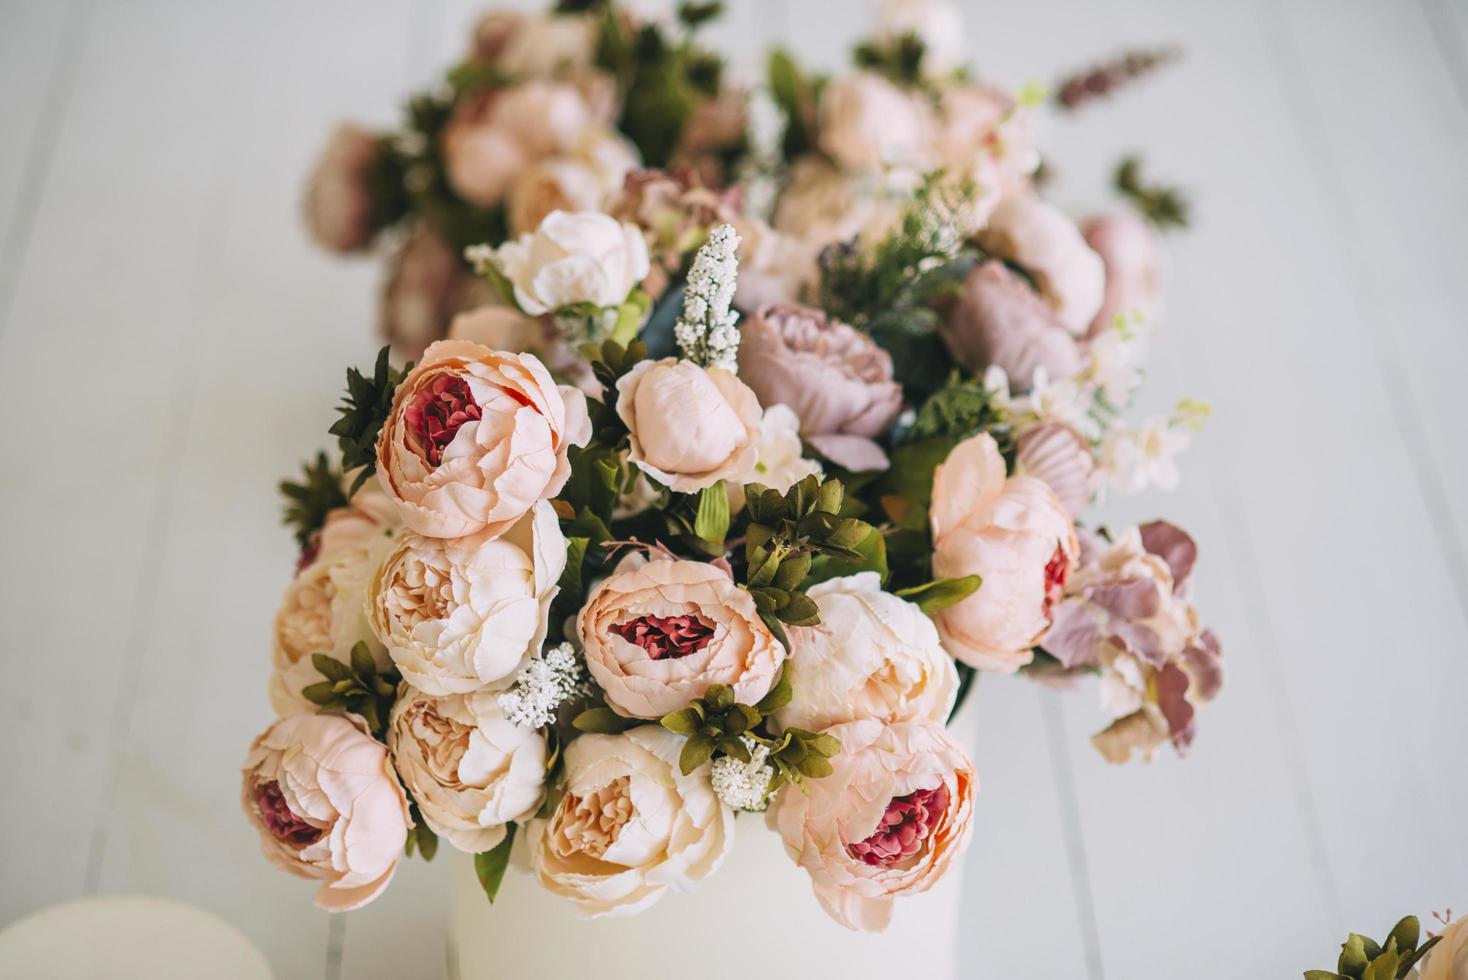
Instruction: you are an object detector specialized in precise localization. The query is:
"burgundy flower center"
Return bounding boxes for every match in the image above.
[1043,544,1069,617]
[848,785,950,867]
[256,780,324,848]
[295,530,323,576]
[405,375,482,468]
[610,614,716,660]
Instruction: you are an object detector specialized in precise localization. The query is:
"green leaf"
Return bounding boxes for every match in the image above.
[896,575,983,614]
[311,654,354,683]
[1363,952,1398,980]
[300,682,339,707]
[808,733,842,757]
[660,708,703,736]
[1386,918,1419,956]
[1340,935,1370,975]
[770,551,812,592]
[705,684,735,710]
[679,734,715,775]
[693,480,731,543]
[1303,973,1347,980]
[572,707,635,734]
[755,672,792,714]
[473,825,517,905]
[774,592,820,627]
[349,642,377,681]
[806,524,888,587]
[329,347,409,489]
[279,452,349,549]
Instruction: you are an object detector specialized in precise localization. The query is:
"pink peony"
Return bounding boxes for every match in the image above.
[940,259,1084,393]
[376,340,590,539]
[441,91,529,209]
[817,72,933,173]
[930,433,1078,672]
[737,304,903,472]
[767,718,976,932]
[577,555,786,719]
[302,123,383,254]
[979,195,1105,336]
[1016,422,1099,516]
[1082,211,1161,339]
[615,358,761,493]
[241,713,411,912]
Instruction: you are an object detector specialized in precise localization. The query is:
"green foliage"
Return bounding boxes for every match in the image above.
[404,802,439,861]
[473,824,517,905]
[677,1,724,29]
[1115,155,1190,231]
[580,338,648,450]
[907,373,1013,446]
[1304,916,1441,980]
[328,347,410,494]
[896,575,982,614]
[767,48,820,160]
[279,452,349,548]
[300,643,400,738]
[805,523,889,588]
[852,32,927,87]
[571,706,638,735]
[739,475,878,646]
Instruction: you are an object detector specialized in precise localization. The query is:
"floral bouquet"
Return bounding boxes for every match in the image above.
[251,0,1222,933]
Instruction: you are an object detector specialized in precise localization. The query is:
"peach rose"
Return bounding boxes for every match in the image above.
[506,130,638,237]
[615,358,761,493]
[775,573,958,732]
[491,210,651,316]
[930,433,1078,672]
[1419,915,1468,980]
[527,727,734,916]
[302,123,383,253]
[737,304,902,472]
[941,260,1084,393]
[493,79,604,159]
[368,501,564,694]
[767,718,976,932]
[818,72,933,173]
[979,196,1106,336]
[387,686,547,853]
[270,516,397,716]
[1082,211,1161,339]
[578,555,786,719]
[442,91,529,209]
[241,713,411,912]
[376,340,590,539]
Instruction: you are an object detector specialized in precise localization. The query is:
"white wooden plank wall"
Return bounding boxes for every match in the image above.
[0,2,1463,978]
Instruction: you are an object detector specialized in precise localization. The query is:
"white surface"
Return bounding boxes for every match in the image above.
[0,896,272,980]
[0,1,1464,978]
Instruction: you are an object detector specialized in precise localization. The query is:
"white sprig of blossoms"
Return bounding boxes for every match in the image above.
[675,223,742,371]
[710,736,774,812]
[496,643,587,730]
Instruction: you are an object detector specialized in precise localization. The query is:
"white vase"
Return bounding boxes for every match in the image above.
[447,699,977,980]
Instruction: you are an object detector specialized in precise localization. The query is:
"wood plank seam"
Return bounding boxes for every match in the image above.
[1040,695,1106,980]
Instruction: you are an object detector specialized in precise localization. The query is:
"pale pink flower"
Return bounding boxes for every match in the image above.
[930,434,1078,672]
[441,91,529,209]
[1082,211,1162,338]
[491,210,650,315]
[302,123,383,253]
[941,259,1085,392]
[817,72,933,173]
[577,556,786,719]
[1419,914,1468,980]
[979,195,1105,335]
[767,718,976,932]
[737,304,903,472]
[241,713,410,912]
[615,358,761,493]
[376,340,591,539]
[1016,422,1099,516]
[446,305,544,355]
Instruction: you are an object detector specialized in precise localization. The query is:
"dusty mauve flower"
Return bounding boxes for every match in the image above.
[941,260,1084,393]
[368,501,564,694]
[303,123,383,253]
[387,685,547,853]
[775,573,958,732]
[1082,211,1161,338]
[817,72,933,174]
[578,555,786,719]
[615,358,761,493]
[1016,421,1099,516]
[738,304,903,472]
[979,196,1106,336]
[930,433,1078,672]
[241,713,410,912]
[270,518,397,716]
[767,718,976,932]
[490,210,650,315]
[527,726,734,916]
[376,340,590,539]
[381,226,497,359]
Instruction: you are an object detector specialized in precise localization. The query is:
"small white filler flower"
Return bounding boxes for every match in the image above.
[710,736,775,812]
[675,223,742,372]
[496,642,587,730]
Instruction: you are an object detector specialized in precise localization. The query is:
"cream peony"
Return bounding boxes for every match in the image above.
[241,713,411,912]
[979,195,1106,336]
[930,433,1078,672]
[614,358,761,493]
[302,123,382,253]
[874,0,966,76]
[817,72,933,174]
[577,555,786,719]
[507,130,638,237]
[737,304,903,472]
[369,501,564,695]
[269,516,397,716]
[387,686,547,853]
[376,340,590,539]
[491,210,651,316]
[1419,915,1468,980]
[527,727,734,916]
[767,718,976,932]
[775,574,958,732]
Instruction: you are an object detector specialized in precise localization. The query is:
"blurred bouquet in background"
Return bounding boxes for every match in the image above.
[253,0,1224,928]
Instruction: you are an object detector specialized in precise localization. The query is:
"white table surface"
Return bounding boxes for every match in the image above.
[1,1,1465,977]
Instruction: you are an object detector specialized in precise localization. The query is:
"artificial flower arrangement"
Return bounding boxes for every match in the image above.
[1304,912,1465,980]
[253,0,1223,931]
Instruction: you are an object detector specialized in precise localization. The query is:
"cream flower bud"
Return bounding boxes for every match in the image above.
[979,195,1106,336]
[490,210,650,316]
